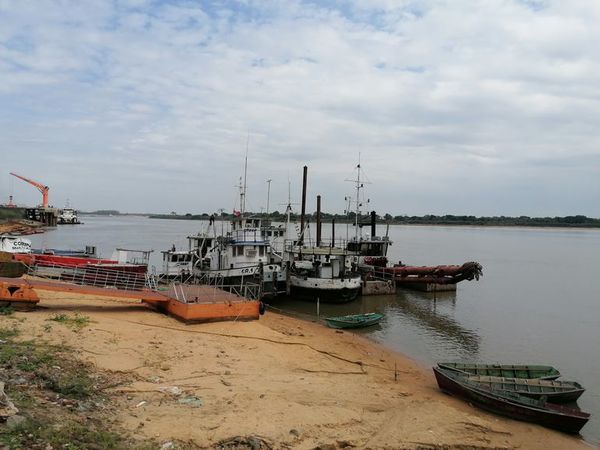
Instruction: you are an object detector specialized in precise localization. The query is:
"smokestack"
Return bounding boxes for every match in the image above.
[316,195,322,247]
[299,166,308,245]
[331,218,335,248]
[371,211,377,238]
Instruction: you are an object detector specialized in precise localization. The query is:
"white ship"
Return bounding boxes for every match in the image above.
[287,244,362,303]
[58,207,80,224]
[192,215,286,296]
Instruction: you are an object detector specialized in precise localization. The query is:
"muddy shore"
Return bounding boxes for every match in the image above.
[0,219,44,236]
[2,291,591,449]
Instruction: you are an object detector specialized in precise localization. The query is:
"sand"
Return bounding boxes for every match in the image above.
[4,290,591,449]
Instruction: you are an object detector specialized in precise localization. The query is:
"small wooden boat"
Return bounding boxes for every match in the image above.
[325,313,383,329]
[433,367,590,433]
[465,375,585,403]
[438,362,561,380]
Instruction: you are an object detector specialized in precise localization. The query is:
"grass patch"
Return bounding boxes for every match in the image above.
[38,366,94,399]
[0,328,92,397]
[0,304,15,315]
[1,417,124,450]
[0,335,55,373]
[47,313,91,330]
[0,327,155,450]
[0,326,19,340]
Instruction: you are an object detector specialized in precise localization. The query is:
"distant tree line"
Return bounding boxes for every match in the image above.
[79,210,121,216]
[0,207,26,220]
[148,211,600,228]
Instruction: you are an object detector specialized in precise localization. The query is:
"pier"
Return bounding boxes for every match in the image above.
[0,276,260,323]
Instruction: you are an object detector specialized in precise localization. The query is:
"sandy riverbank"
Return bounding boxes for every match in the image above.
[3,291,591,449]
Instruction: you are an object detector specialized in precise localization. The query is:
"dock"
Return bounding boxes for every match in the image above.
[0,276,260,323]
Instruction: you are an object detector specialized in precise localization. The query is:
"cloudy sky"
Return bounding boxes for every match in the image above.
[1,0,599,216]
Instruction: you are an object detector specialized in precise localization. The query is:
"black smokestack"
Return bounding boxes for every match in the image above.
[316,195,322,247]
[371,211,377,238]
[331,218,335,247]
[300,166,308,245]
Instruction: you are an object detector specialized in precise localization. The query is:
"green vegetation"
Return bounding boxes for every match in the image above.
[149,211,600,228]
[2,419,123,450]
[0,207,25,220]
[0,326,155,450]
[0,305,15,316]
[388,214,600,227]
[47,313,91,330]
[79,209,121,215]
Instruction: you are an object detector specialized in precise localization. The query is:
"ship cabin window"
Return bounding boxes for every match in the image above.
[347,242,360,252]
[361,243,383,256]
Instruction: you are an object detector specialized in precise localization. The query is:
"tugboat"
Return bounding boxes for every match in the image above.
[288,249,362,302]
[284,167,362,303]
[58,204,81,224]
[189,156,287,297]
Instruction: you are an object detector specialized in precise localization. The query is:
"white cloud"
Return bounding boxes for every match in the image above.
[0,0,599,215]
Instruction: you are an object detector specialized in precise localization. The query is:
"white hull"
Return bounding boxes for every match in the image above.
[0,235,32,253]
[196,263,285,283]
[290,275,362,291]
[289,274,362,303]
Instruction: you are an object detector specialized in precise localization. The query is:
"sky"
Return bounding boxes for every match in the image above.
[1,0,599,217]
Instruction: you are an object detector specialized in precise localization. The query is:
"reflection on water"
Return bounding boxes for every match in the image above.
[269,288,480,360]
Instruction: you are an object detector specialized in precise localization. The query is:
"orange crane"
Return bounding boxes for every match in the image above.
[9,172,50,208]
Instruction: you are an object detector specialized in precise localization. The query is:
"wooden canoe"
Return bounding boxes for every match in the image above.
[438,362,561,380]
[325,313,383,329]
[433,367,590,433]
[465,375,585,403]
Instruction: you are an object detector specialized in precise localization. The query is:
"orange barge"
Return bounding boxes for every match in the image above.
[0,276,260,323]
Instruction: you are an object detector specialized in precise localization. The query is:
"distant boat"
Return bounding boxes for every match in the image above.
[464,375,585,403]
[433,367,590,434]
[438,362,561,380]
[58,207,81,225]
[325,312,383,329]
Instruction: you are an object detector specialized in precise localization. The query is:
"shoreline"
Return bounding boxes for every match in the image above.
[4,291,592,449]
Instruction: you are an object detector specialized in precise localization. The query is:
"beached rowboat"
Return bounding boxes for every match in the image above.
[433,367,590,433]
[438,362,561,380]
[325,313,383,329]
[465,375,585,403]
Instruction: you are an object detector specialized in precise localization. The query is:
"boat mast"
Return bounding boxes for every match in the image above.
[354,154,361,242]
[344,155,370,242]
[242,136,249,216]
[266,178,272,216]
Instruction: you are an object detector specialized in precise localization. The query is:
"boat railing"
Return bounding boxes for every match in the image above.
[283,238,353,254]
[191,271,262,300]
[359,265,395,281]
[27,261,149,291]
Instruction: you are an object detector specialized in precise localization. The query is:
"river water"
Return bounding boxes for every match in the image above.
[27,216,600,445]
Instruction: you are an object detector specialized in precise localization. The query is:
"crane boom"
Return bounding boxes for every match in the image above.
[9,172,50,208]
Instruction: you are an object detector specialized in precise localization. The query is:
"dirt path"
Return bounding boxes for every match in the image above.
[5,291,592,449]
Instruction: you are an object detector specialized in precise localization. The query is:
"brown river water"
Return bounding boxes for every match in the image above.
[28,215,600,445]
